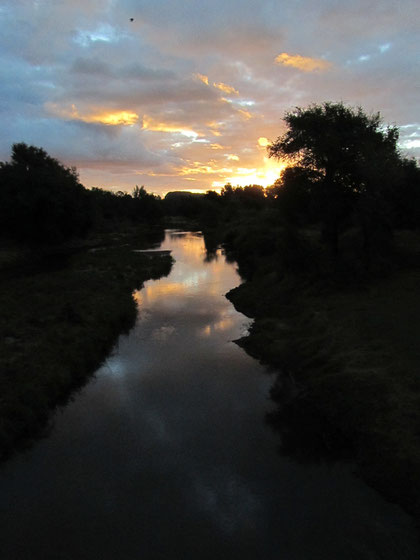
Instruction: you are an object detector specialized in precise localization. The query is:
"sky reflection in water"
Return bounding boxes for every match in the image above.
[0,231,419,560]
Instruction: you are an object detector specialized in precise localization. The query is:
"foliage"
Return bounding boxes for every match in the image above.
[163,191,207,219]
[269,102,402,260]
[90,185,162,231]
[391,158,420,229]
[267,166,320,225]
[0,143,90,243]
[0,144,163,244]
[0,236,172,458]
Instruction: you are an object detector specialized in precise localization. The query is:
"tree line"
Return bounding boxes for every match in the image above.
[2,102,419,264]
[179,102,419,272]
[0,143,162,245]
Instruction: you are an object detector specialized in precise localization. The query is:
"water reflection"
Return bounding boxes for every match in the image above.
[0,231,418,560]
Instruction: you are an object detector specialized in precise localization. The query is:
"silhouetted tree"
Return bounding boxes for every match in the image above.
[219,183,267,211]
[269,166,319,225]
[0,143,168,244]
[132,185,163,221]
[269,103,400,260]
[163,191,206,218]
[390,158,420,229]
[0,143,90,244]
[88,185,162,229]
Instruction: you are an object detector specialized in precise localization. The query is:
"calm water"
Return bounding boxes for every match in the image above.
[0,231,418,559]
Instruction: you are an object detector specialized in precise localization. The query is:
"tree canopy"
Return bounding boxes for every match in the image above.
[269,102,402,259]
[0,143,90,243]
[0,143,164,245]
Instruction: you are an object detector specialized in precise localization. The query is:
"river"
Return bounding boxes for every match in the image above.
[0,230,418,559]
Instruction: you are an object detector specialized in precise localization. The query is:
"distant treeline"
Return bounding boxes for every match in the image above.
[0,143,162,245]
[2,102,419,260]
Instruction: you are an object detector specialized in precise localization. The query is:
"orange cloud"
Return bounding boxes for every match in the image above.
[238,109,253,119]
[275,53,332,72]
[194,73,209,85]
[207,121,223,136]
[177,162,235,176]
[142,115,198,137]
[213,82,239,95]
[45,103,139,125]
[98,111,139,125]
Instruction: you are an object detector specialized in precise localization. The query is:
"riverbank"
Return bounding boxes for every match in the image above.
[0,229,173,459]
[225,228,420,523]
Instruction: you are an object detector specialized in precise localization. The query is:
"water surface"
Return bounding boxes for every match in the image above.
[0,231,418,559]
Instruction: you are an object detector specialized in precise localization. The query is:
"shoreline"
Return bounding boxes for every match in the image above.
[0,230,173,460]
[226,267,420,525]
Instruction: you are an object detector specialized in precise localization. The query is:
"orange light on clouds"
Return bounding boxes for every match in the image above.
[99,111,139,125]
[275,52,332,72]
[238,109,253,120]
[45,102,139,125]
[213,82,239,95]
[194,73,209,85]
[194,73,239,96]
[207,121,223,136]
[178,163,234,176]
[258,137,269,147]
[142,115,198,138]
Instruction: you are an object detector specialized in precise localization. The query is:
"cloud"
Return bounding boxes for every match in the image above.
[0,0,419,194]
[237,109,253,120]
[213,82,239,95]
[71,57,112,76]
[275,53,332,72]
[194,73,209,85]
[142,115,199,138]
[46,103,139,126]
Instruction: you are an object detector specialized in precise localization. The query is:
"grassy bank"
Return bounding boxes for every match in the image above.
[224,226,420,521]
[0,230,172,459]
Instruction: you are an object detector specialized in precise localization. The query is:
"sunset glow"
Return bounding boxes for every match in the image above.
[212,158,286,190]
[1,1,418,195]
[99,111,139,126]
[213,82,239,95]
[46,103,139,126]
[142,115,199,138]
[275,53,332,72]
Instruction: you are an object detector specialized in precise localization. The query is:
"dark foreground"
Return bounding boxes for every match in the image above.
[225,228,420,525]
[0,231,418,559]
[0,229,172,459]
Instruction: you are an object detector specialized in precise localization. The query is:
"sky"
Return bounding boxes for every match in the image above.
[1,0,419,196]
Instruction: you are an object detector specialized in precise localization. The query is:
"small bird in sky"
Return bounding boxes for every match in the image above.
[130,18,134,22]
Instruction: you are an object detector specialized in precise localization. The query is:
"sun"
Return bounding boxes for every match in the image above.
[212,157,286,189]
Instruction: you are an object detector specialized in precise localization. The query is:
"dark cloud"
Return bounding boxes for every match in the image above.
[120,63,177,81]
[71,57,113,76]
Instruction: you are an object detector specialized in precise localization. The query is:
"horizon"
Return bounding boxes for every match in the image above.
[1,1,419,195]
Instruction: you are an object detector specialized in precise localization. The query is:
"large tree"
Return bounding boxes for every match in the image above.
[0,143,90,243]
[268,102,400,260]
